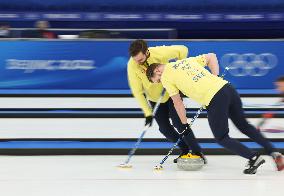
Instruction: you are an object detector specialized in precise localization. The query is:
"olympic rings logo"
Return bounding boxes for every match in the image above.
[221,53,278,77]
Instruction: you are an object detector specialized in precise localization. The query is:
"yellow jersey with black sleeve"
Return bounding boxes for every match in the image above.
[127,45,188,117]
[161,55,228,106]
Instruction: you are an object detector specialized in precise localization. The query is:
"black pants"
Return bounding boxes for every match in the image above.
[207,83,275,159]
[150,99,202,154]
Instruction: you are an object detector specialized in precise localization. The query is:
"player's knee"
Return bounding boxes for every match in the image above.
[158,120,173,130]
[159,130,178,142]
[214,134,229,144]
[159,125,176,136]
[236,122,253,134]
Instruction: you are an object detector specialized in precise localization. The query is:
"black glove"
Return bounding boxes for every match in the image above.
[145,115,154,127]
[179,123,191,138]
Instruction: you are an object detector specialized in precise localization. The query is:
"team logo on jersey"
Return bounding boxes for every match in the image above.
[221,53,277,77]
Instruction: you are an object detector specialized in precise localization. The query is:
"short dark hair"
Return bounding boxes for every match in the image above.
[276,76,284,82]
[146,63,161,82]
[129,39,148,57]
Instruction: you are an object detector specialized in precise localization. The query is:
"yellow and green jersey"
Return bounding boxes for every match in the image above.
[161,55,228,106]
[127,45,188,117]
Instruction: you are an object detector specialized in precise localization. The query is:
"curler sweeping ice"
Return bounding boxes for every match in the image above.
[153,67,229,171]
[146,53,284,174]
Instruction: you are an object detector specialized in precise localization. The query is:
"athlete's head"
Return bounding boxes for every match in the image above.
[129,39,150,65]
[275,76,284,94]
[146,63,165,83]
